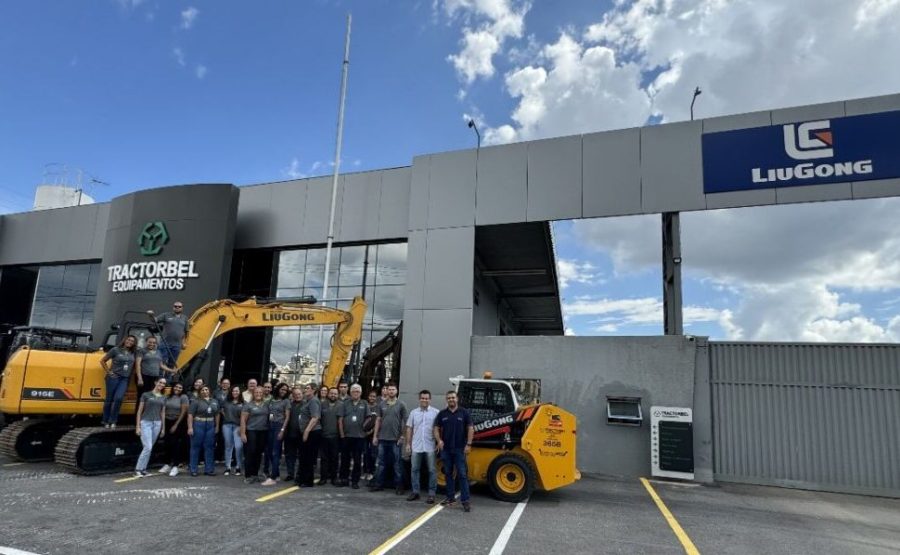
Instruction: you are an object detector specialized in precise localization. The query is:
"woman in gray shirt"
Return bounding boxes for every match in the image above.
[134,377,167,477]
[100,335,138,429]
[240,387,270,484]
[264,383,291,484]
[160,382,189,477]
[136,337,173,395]
[187,386,220,477]
[221,386,244,477]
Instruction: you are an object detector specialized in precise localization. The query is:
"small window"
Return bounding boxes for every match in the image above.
[607,396,643,426]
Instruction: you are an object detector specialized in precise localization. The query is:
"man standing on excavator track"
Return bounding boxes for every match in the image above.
[147,300,190,371]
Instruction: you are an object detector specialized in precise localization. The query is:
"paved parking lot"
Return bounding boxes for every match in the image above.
[1,455,898,554]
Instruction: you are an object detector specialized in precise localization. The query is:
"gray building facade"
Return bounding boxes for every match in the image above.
[1,93,899,493]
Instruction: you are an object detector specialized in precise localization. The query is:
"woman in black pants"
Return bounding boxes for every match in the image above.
[240,387,270,484]
[297,382,322,488]
[160,382,189,476]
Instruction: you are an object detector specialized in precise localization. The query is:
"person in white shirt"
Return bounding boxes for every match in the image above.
[404,389,440,504]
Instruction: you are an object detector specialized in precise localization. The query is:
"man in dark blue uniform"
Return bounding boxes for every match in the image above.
[433,390,474,512]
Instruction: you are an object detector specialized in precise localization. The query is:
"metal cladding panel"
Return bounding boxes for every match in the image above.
[640,120,706,213]
[234,184,273,249]
[427,149,476,229]
[582,128,642,217]
[710,342,900,497]
[408,155,430,231]
[701,110,771,133]
[705,188,777,210]
[398,308,424,395]
[378,167,412,239]
[338,171,381,243]
[403,230,427,310]
[775,182,853,204]
[845,94,900,116]
[475,142,528,225]
[526,136,583,221]
[770,101,846,125]
[0,203,108,266]
[418,308,472,396]
[268,180,309,246]
[301,177,341,244]
[423,226,474,310]
[852,177,900,200]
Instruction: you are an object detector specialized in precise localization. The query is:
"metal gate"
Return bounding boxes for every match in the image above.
[710,342,900,497]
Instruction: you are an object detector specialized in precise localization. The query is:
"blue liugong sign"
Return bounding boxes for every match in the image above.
[702,110,900,194]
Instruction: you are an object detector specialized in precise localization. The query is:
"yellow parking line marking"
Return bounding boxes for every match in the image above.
[114,474,159,484]
[256,486,299,503]
[2,462,25,467]
[640,478,700,555]
[369,500,451,555]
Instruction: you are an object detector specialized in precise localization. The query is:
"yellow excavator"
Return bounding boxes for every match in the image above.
[0,296,367,474]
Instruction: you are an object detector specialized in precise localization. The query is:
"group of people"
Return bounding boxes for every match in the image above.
[99,300,477,511]
[132,376,476,511]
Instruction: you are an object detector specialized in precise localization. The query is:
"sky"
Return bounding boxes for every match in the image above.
[2,0,900,342]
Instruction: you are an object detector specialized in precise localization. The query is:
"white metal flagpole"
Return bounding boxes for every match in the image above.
[316,12,352,383]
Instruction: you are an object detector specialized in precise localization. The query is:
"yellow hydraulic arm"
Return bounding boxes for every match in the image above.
[175,296,367,387]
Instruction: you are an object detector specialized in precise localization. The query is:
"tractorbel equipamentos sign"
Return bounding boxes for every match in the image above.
[107,260,200,292]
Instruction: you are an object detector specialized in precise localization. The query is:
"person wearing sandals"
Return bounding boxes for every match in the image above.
[100,335,138,428]
[221,385,244,477]
[241,387,271,485]
[160,382,189,477]
[264,383,290,482]
[134,377,167,477]
[187,385,220,477]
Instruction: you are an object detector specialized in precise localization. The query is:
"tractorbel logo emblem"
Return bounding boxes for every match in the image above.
[138,221,170,256]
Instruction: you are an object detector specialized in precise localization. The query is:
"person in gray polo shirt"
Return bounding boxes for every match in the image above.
[319,387,342,486]
[147,300,190,369]
[371,382,408,494]
[338,383,368,488]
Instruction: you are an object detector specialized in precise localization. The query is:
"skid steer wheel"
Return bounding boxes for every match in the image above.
[488,453,535,503]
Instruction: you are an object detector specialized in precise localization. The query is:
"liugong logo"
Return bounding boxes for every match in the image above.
[751,119,872,184]
[784,120,833,160]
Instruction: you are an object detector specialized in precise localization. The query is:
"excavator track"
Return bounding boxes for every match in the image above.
[0,418,80,462]
[55,426,143,475]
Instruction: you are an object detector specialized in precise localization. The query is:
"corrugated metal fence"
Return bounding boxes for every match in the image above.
[710,342,900,497]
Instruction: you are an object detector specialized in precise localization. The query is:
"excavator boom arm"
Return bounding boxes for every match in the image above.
[176,296,367,387]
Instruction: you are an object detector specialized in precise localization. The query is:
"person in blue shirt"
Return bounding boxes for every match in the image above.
[433,390,474,512]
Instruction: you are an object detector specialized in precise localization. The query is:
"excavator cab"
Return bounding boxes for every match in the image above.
[100,311,164,352]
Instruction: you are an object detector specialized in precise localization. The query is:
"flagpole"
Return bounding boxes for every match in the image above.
[316,13,352,384]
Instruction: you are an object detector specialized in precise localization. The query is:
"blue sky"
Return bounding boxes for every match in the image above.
[3,1,900,342]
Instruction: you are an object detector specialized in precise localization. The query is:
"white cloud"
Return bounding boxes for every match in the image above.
[173,47,186,67]
[564,327,577,336]
[114,0,145,9]
[283,158,306,180]
[471,0,900,142]
[562,296,728,334]
[556,258,601,289]
[449,0,900,341]
[195,64,208,79]
[181,7,199,30]
[442,0,530,84]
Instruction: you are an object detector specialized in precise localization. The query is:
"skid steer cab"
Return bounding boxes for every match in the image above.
[439,374,579,502]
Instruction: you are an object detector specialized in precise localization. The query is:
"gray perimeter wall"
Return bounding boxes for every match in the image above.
[470,335,713,481]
